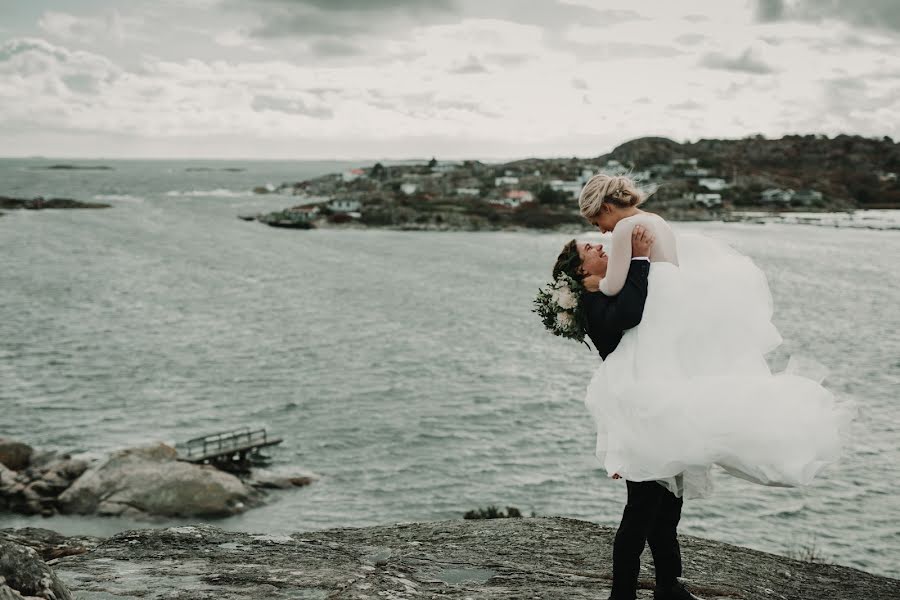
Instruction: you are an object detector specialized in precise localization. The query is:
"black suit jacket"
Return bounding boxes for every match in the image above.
[582,260,650,360]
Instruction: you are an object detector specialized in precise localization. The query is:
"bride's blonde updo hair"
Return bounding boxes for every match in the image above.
[579,174,647,219]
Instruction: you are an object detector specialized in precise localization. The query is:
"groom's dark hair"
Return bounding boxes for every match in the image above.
[553,239,584,282]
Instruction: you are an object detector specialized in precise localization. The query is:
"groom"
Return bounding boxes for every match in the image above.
[578,226,702,600]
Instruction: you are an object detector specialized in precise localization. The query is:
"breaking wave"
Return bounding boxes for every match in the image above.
[165,189,254,198]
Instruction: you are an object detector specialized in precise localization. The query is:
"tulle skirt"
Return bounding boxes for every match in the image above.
[584,234,852,499]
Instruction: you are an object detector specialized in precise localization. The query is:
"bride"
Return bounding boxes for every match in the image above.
[538,173,850,600]
[573,173,847,498]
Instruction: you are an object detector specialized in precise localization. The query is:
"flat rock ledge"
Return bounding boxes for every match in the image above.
[49,517,897,600]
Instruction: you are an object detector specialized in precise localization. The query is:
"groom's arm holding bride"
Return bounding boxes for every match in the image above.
[582,226,655,361]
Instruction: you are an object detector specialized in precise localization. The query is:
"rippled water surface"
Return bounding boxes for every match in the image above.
[1,159,898,577]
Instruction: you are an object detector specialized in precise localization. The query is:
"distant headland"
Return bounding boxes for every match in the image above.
[244,134,900,231]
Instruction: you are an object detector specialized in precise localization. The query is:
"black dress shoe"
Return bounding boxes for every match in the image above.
[653,580,704,600]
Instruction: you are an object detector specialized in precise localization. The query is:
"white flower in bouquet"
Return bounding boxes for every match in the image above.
[556,310,574,331]
[554,286,577,310]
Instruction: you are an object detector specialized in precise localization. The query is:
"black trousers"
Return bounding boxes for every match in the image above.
[610,480,684,600]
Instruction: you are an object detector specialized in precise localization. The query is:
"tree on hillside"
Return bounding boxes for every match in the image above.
[536,186,570,206]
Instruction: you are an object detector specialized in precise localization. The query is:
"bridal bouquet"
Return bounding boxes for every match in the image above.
[533,273,587,344]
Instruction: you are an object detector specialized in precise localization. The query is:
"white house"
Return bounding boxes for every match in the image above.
[288,205,320,220]
[328,199,362,213]
[341,168,366,182]
[604,160,628,175]
[760,188,795,204]
[631,170,651,182]
[490,190,534,209]
[400,183,418,196]
[698,177,728,191]
[694,193,722,207]
[495,176,519,187]
[455,187,481,197]
[506,190,534,206]
[793,189,824,205]
[550,179,584,199]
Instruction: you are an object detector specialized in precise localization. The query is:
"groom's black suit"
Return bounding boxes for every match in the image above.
[582,258,687,600]
[582,258,650,360]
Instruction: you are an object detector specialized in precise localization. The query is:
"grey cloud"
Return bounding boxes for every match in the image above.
[62,73,101,94]
[701,49,774,75]
[485,53,532,67]
[675,33,708,46]
[450,56,487,74]
[434,98,499,118]
[309,38,363,57]
[668,100,704,111]
[756,0,785,22]
[756,0,900,31]
[251,94,334,118]
[239,0,460,38]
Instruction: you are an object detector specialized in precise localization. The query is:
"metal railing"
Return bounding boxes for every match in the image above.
[179,427,271,459]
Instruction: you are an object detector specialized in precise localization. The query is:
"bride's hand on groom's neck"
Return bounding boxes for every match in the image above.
[583,275,601,292]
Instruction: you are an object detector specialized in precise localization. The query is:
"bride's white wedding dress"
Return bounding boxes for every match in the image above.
[586,213,850,498]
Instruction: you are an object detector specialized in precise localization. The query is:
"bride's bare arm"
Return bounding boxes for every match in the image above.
[599,220,639,295]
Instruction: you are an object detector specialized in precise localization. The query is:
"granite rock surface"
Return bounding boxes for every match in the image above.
[49,517,900,600]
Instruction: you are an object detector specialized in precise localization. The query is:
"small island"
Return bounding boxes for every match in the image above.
[0,196,111,212]
[27,164,114,171]
[244,134,900,231]
[186,167,246,172]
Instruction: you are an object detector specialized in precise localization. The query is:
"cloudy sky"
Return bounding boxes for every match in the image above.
[1,0,898,160]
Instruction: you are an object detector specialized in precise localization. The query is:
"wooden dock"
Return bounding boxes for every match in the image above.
[176,427,282,471]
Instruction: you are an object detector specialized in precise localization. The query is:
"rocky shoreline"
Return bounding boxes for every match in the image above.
[0,438,312,521]
[1,518,897,599]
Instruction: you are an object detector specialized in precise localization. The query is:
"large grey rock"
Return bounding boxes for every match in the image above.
[51,518,899,600]
[0,439,32,471]
[0,539,72,600]
[57,444,260,518]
